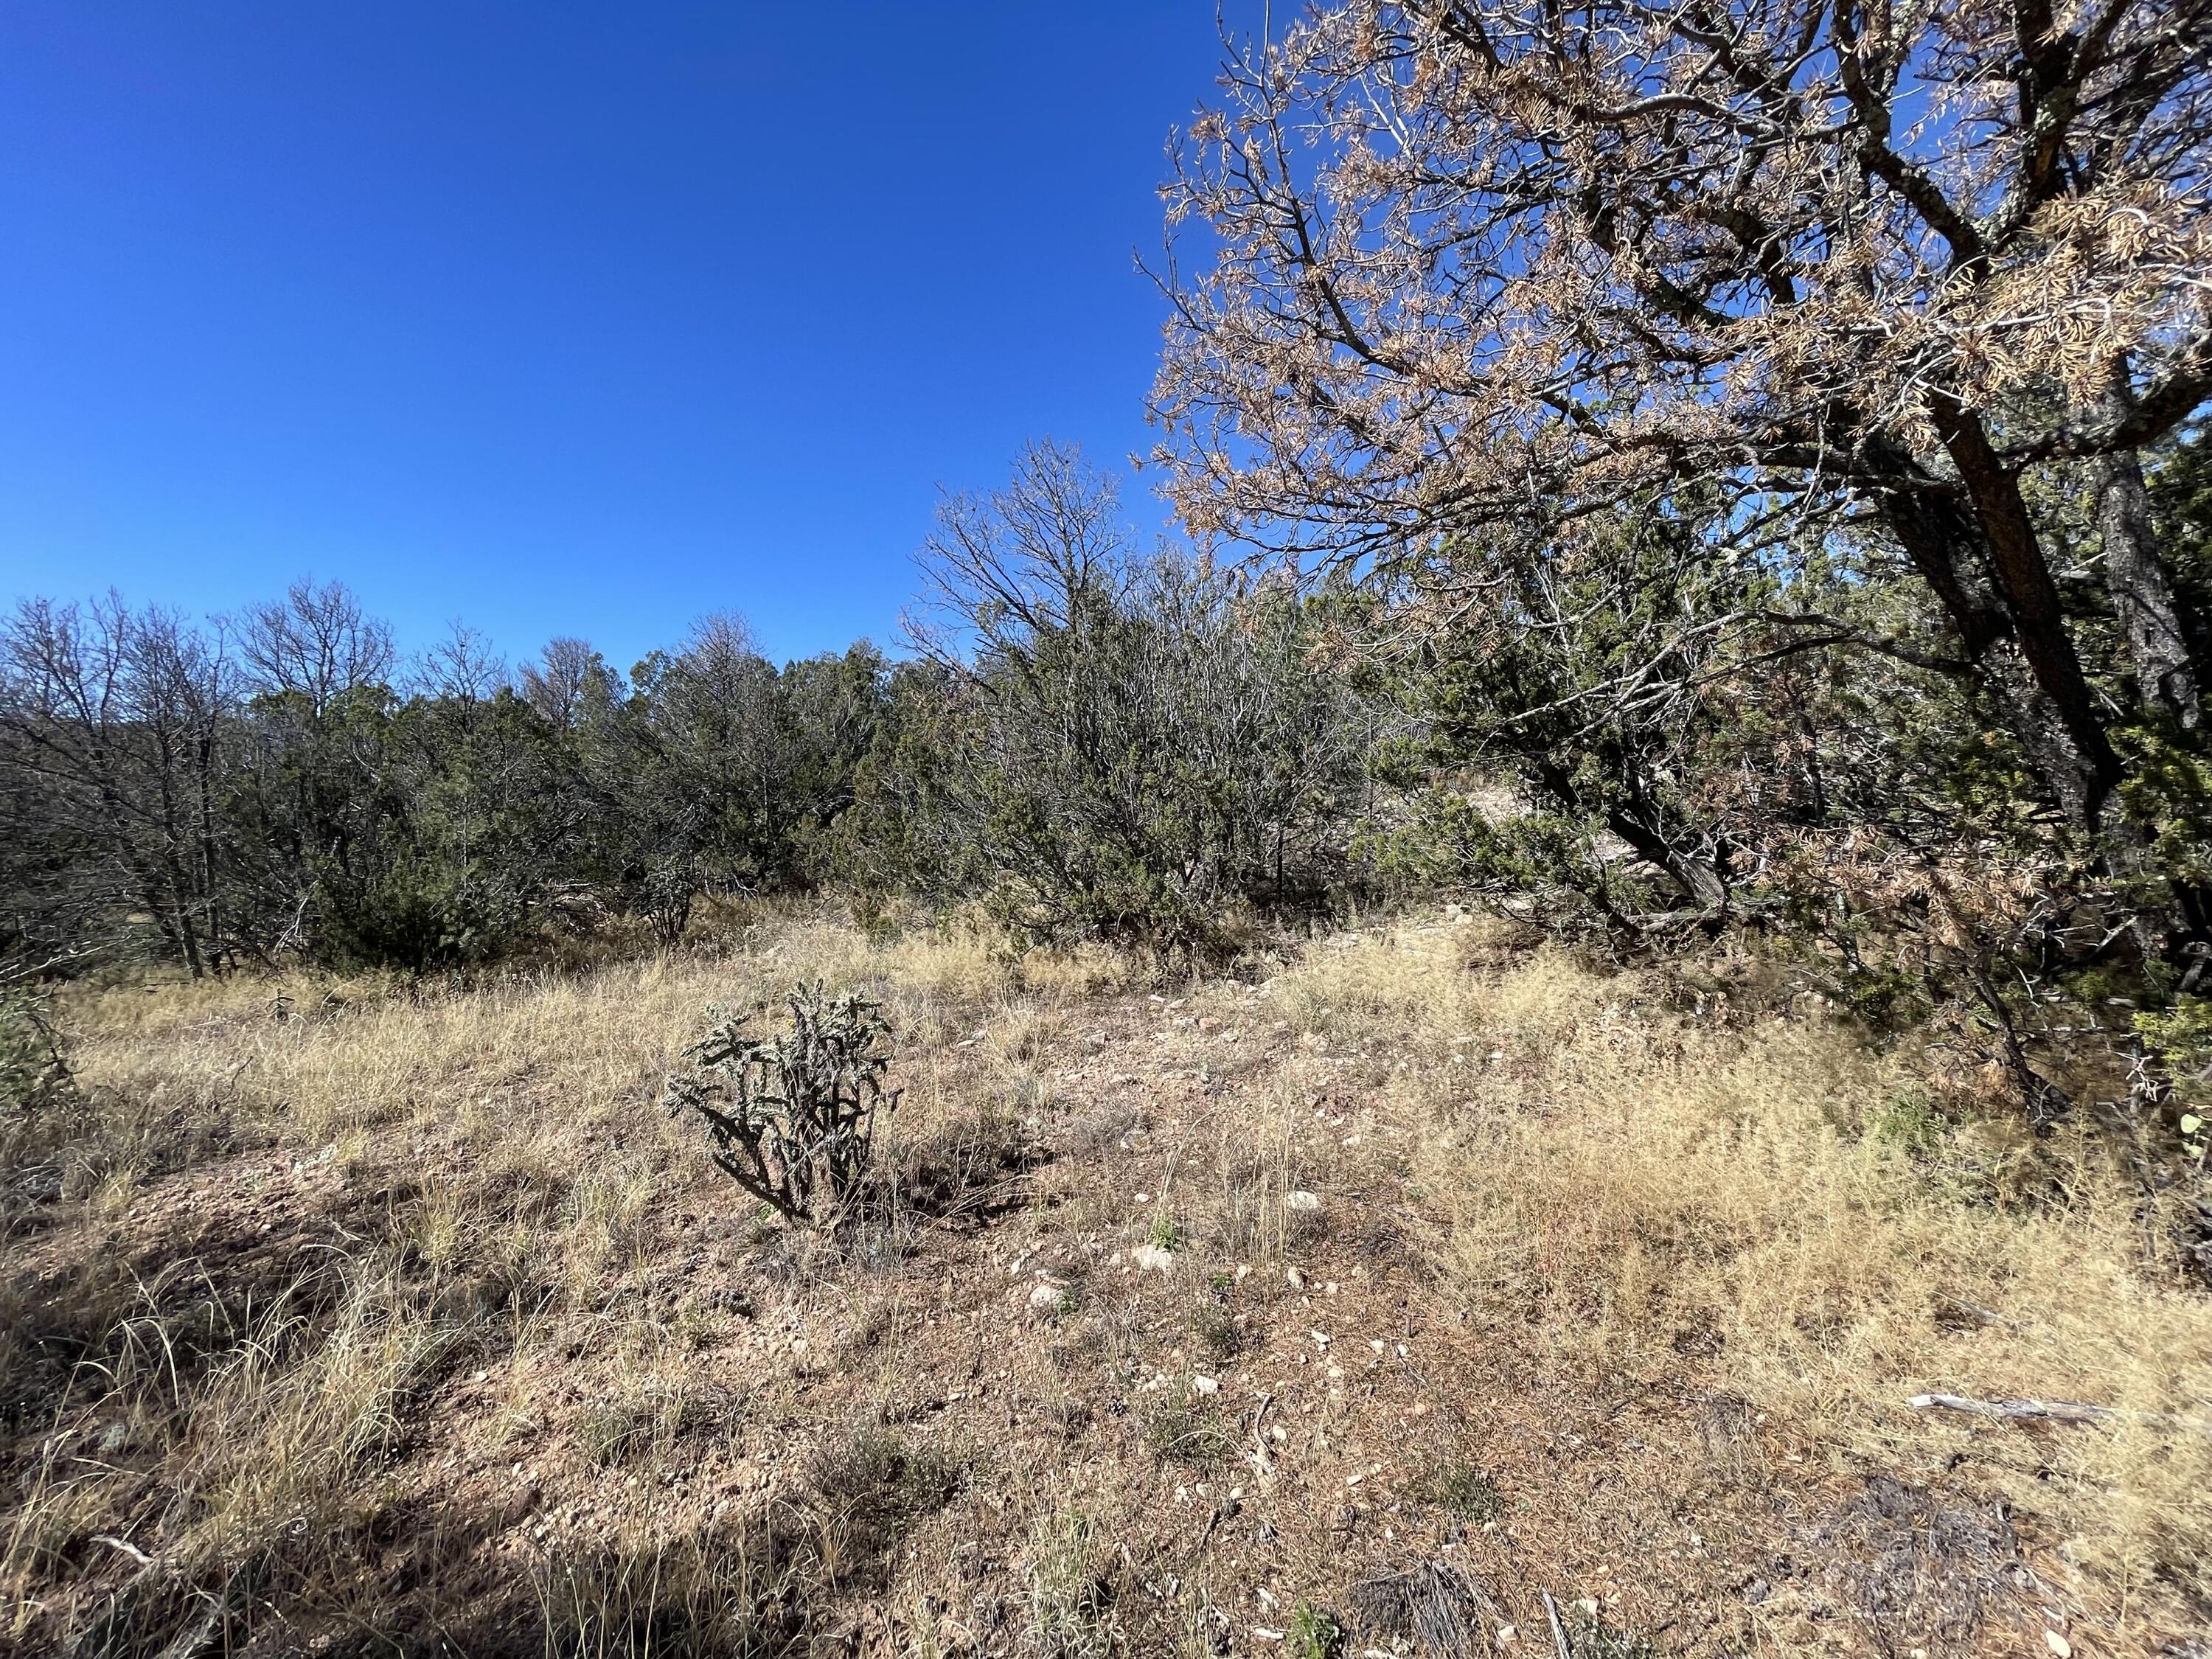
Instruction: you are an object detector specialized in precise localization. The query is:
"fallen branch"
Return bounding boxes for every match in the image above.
[1908,1392,2116,1425]
[1247,1390,1277,1483]
[1908,1392,2212,1434]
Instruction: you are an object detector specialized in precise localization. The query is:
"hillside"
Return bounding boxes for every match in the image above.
[3,910,2208,1658]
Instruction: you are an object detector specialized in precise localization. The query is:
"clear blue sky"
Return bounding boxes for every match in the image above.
[0,4,1236,670]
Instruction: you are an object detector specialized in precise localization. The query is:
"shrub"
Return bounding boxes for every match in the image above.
[897,441,1382,958]
[801,1423,958,1525]
[319,861,528,973]
[1285,1601,1343,1659]
[1416,1455,1503,1522]
[663,982,902,1224]
[1138,1377,1231,1467]
[0,989,69,1116]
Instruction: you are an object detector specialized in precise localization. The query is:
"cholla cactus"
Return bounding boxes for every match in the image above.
[663,982,900,1222]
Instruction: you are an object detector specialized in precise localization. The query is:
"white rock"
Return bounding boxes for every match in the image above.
[1286,1190,1322,1212]
[1286,1265,1306,1291]
[1191,1374,1220,1395]
[1133,1243,1175,1274]
[1028,1283,1065,1315]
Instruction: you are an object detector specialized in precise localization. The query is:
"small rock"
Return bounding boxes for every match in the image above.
[2044,1634,2071,1659]
[1191,1374,1220,1395]
[1028,1283,1065,1316]
[1133,1244,1175,1273]
[1286,1190,1322,1213]
[1286,1266,1306,1291]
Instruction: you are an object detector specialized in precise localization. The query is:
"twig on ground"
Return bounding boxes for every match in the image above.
[89,1533,156,1568]
[1248,1390,1276,1481]
[1909,1391,2116,1424]
[1907,1392,2211,1433]
[1542,1589,1571,1659]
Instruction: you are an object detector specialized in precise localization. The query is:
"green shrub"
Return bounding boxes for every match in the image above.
[1286,1601,1343,1659]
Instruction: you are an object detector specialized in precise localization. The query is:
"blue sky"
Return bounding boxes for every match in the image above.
[0,3,1235,671]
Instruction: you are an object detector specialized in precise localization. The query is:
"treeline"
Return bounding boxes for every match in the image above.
[10,433,2212,995]
[0,445,1382,979]
[9,428,2212,1117]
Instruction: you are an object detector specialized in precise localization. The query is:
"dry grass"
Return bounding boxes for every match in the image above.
[1264,918,2212,1640]
[3,905,2208,1654]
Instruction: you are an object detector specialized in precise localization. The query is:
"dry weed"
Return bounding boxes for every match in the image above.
[1324,928,2212,1636]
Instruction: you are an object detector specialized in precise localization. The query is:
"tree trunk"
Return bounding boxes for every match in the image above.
[1927,396,2125,828]
[1871,481,2106,830]
[2097,442,2201,728]
[1604,807,1729,911]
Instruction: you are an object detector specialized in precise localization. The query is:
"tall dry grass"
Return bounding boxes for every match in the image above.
[1267,917,2212,1635]
[15,905,2211,1649]
[1,1258,452,1641]
[3,906,1142,1644]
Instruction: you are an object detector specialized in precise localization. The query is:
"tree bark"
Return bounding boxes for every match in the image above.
[1870,479,2105,830]
[2100,442,2199,727]
[1924,397,2126,829]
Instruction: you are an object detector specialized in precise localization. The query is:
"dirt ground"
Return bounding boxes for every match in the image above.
[1,919,2192,1657]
